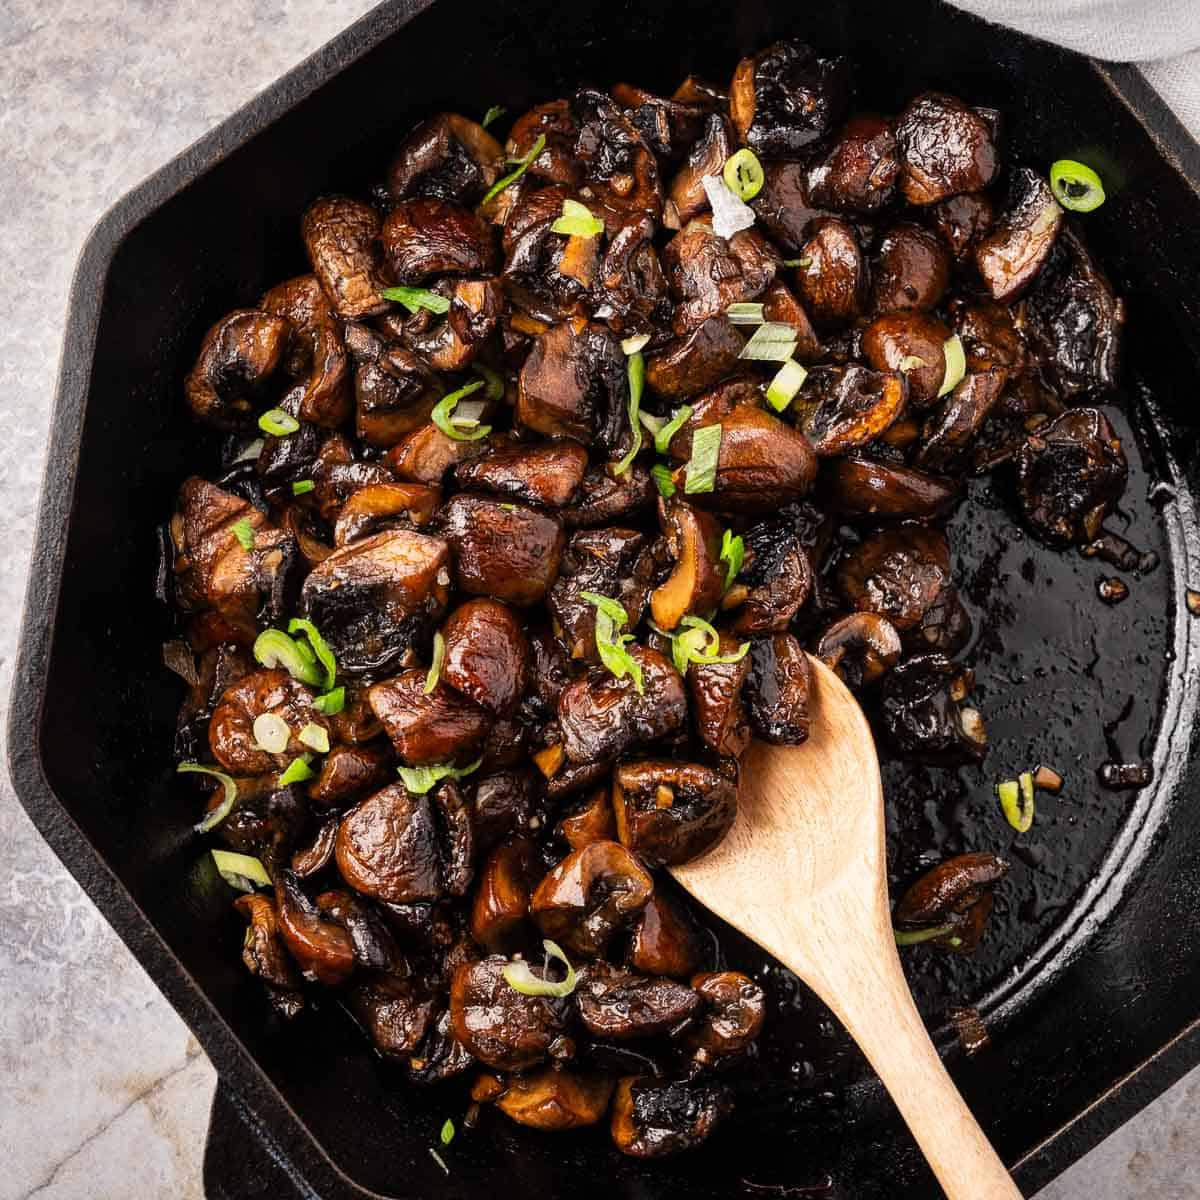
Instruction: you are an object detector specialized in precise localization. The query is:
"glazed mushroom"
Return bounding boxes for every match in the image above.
[878,654,987,764]
[556,788,618,850]
[893,852,1009,951]
[382,197,498,283]
[439,598,530,715]
[344,326,445,447]
[649,501,724,631]
[799,365,907,456]
[793,218,866,327]
[387,112,504,202]
[368,670,492,765]
[686,971,766,1064]
[401,277,505,372]
[346,972,439,1060]
[610,1077,730,1158]
[386,421,489,486]
[234,892,304,1007]
[208,669,328,776]
[274,871,356,986]
[472,768,544,850]
[591,215,673,336]
[455,439,589,509]
[184,310,292,430]
[471,838,540,952]
[806,113,899,213]
[974,166,1063,303]
[819,457,962,521]
[916,367,1007,473]
[815,612,902,689]
[894,92,999,205]
[331,481,440,548]
[687,631,753,758]
[335,783,444,902]
[302,197,390,320]
[562,461,655,528]
[662,219,777,334]
[307,743,392,807]
[576,962,700,1038]
[643,316,746,402]
[871,223,951,315]
[929,191,994,259]
[729,518,813,634]
[743,633,811,745]
[495,1067,616,1130]
[628,891,705,979]
[667,113,734,226]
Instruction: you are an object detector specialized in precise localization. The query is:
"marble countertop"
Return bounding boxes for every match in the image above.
[0,2,1196,1197]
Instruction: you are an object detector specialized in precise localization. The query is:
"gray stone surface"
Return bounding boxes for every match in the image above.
[0,3,1195,1198]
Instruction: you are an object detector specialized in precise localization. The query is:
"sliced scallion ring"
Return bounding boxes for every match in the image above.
[579,591,629,625]
[765,359,807,413]
[379,285,451,315]
[211,849,272,892]
[894,925,958,947]
[252,712,291,754]
[684,423,722,494]
[725,302,765,325]
[449,399,487,429]
[501,939,578,997]
[594,609,644,694]
[1049,159,1105,212]
[473,362,505,402]
[653,405,692,455]
[719,528,745,590]
[298,722,330,754]
[431,379,491,442]
[278,754,315,785]
[938,334,966,398]
[480,133,546,206]
[258,408,300,437]
[313,687,345,716]
[739,322,798,363]
[398,758,483,795]
[253,629,324,686]
[621,332,650,355]
[639,410,667,436]
[997,774,1035,833]
[292,480,315,496]
[287,618,337,690]
[679,614,750,664]
[232,518,255,552]
[651,464,676,498]
[611,351,644,476]
[179,763,238,833]
[722,148,764,201]
[550,198,605,239]
[425,632,446,694]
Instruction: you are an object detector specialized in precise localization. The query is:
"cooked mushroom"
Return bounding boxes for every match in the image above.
[643,316,746,401]
[667,113,734,226]
[274,871,356,986]
[686,971,766,1063]
[974,166,1063,303]
[928,191,994,258]
[455,439,588,509]
[649,501,724,631]
[687,631,752,758]
[592,215,673,336]
[562,461,655,528]
[184,309,292,430]
[401,277,505,372]
[495,1067,616,1131]
[302,197,390,320]
[386,422,489,486]
[472,768,545,850]
[662,219,777,334]
[292,817,340,876]
[332,482,440,547]
[505,100,583,188]
[308,432,396,521]
[894,92,999,205]
[952,298,1027,375]
[743,633,811,745]
[308,743,393,807]
[916,367,1006,473]
[208,669,328,776]
[760,280,823,363]
[335,783,445,903]
[730,518,813,634]
[382,198,498,283]
[556,788,617,850]
[793,218,866,327]
[806,113,899,213]
[344,328,445,446]
[610,1076,730,1158]
[441,598,530,715]
[819,457,962,521]
[368,671,492,765]
[815,612,902,688]
[471,838,539,952]
[577,961,700,1038]
[346,972,439,1059]
[871,223,951,315]
[629,892,705,979]
[751,159,829,251]
[432,779,475,898]
[316,888,407,972]
[799,365,907,456]
[894,852,1009,951]
[860,312,951,409]
[878,654,987,764]
[234,892,305,1015]
[387,112,504,202]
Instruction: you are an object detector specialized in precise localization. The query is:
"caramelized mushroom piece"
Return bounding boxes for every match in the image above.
[386,422,488,486]
[806,114,899,213]
[184,310,292,430]
[974,166,1063,303]
[816,612,902,688]
[731,519,813,634]
[629,892,705,979]
[472,768,544,850]
[650,501,724,631]
[292,817,340,876]
[346,972,439,1059]
[308,743,393,807]
[592,215,673,336]
[556,788,617,850]
[688,631,752,758]
[368,671,492,765]
[799,365,907,456]
[382,198,498,283]
[577,962,700,1038]
[878,654,987,764]
[1013,408,1127,546]
[274,871,356,986]
[308,432,396,522]
[317,888,407,972]
[743,633,811,745]
[505,100,583,188]
[820,457,961,520]
[336,784,445,903]
[760,280,823,363]
[952,298,1027,375]
[894,852,1009,952]
[613,81,714,159]
[562,462,655,528]
[687,971,766,1063]
[208,669,328,776]
[530,840,654,957]
[611,1077,730,1158]
[928,191,994,259]
[332,482,440,547]
[301,197,389,320]
[861,311,951,410]
[235,893,305,1012]
[643,316,746,401]
[871,223,951,315]
[346,327,444,446]
[441,598,530,715]
[402,277,505,372]
[751,160,830,251]
[387,113,504,202]
[895,92,999,205]
[662,219,777,334]
[432,779,475,898]
[916,368,1006,473]
[405,1007,476,1084]
[613,759,738,868]
[495,1067,616,1131]
[793,218,866,327]
[471,838,539,953]
[456,440,589,509]
[667,113,734,226]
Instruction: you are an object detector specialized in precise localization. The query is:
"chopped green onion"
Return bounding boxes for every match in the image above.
[449,399,488,429]
[719,529,745,590]
[550,198,604,239]
[380,285,451,315]
[298,723,330,754]
[232,519,255,552]
[278,755,315,785]
[654,405,693,455]
[501,939,578,998]
[726,302,765,325]
[473,362,505,402]
[894,925,957,946]
[440,1119,455,1146]
[722,148,764,201]
[684,423,722,494]
[288,618,337,690]
[1049,159,1105,212]
[622,333,650,355]
[212,849,271,892]
[178,763,237,833]
[997,774,1035,833]
[431,379,491,442]
[398,758,483,795]
[898,355,927,373]
[253,628,323,683]
[579,591,629,626]
[313,687,345,716]
[500,503,517,513]
[938,335,966,398]
[739,321,798,362]
[611,352,644,476]
[291,480,315,496]
[765,359,807,412]
[781,257,812,268]
[429,1148,450,1176]
[594,610,644,693]
[234,438,264,463]
[252,712,291,754]
[681,614,750,665]
[480,133,546,206]
[425,632,446,694]
[482,105,505,129]
[258,408,299,437]
[651,464,676,498]
[639,410,667,436]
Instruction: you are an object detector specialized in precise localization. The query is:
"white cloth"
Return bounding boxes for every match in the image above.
[949,0,1200,138]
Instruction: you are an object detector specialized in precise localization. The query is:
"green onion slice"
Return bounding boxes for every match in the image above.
[898,355,927,373]
[313,687,345,716]
[719,529,745,590]
[765,359,807,412]
[722,148,765,201]
[482,105,505,129]
[725,302,765,325]
[288,618,337,690]
[594,610,644,693]
[997,773,1035,833]
[740,322,798,362]
[501,939,578,998]
[431,379,491,442]
[684,423,722,494]
[781,257,812,268]
[621,333,650,355]
[894,925,958,946]
[258,408,300,437]
[398,758,483,795]
[653,405,693,455]
[278,754,315,785]
[179,763,238,833]
[579,591,629,625]
[252,712,290,754]
[480,133,546,206]
[298,722,330,754]
[440,1119,455,1146]
[679,614,750,667]
[938,335,966,398]
[254,629,323,686]
[651,464,676,498]
[380,285,451,315]
[550,198,605,239]
[639,410,667,436]
[611,351,644,476]
[473,362,505,402]
[232,518,255,552]
[212,849,272,892]
[1049,159,1105,212]
[291,480,315,496]
[425,632,446,694]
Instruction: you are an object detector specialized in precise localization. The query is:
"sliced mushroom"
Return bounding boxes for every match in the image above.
[816,612,902,688]
[402,277,505,372]
[235,893,305,1005]
[208,669,328,776]
[649,501,724,631]
[760,280,823,363]
[686,971,766,1064]
[301,197,389,320]
[368,671,492,765]
[387,113,505,202]
[974,166,1063,303]
[743,633,811,745]
[346,972,439,1059]
[688,631,752,758]
[577,961,700,1039]
[894,852,1009,951]
[878,654,987,764]
[916,367,1006,473]
[610,1077,730,1158]
[662,219,777,334]
[292,817,340,877]
[629,892,704,979]
[730,519,812,634]
[819,457,962,521]
[382,198,498,283]
[643,316,746,401]
[308,432,396,522]
[806,113,899,213]
[308,743,393,808]
[316,888,407,972]
[184,310,293,431]
[667,113,734,226]
[895,92,999,205]
[861,311,952,409]
[346,329,444,447]
[793,217,866,327]
[441,598,530,715]
[928,191,994,259]
[799,365,907,456]
[385,422,489,486]
[871,223,951,315]
[556,788,617,850]
[336,782,443,903]
[331,482,439,547]
[274,871,356,986]
[562,462,655,528]
[530,840,654,958]
[455,439,588,509]
[495,1066,616,1130]
[471,838,539,953]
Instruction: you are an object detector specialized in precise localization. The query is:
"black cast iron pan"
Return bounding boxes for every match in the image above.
[9,1,1200,1197]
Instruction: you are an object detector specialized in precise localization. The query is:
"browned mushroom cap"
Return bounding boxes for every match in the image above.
[871,223,951,315]
[729,40,851,157]
[556,788,617,850]
[952,299,1027,376]
[793,217,865,327]
[440,494,566,608]
[345,972,439,1059]
[316,888,409,972]
[816,613,902,689]
[895,93,999,205]
[916,367,1007,473]
[516,320,627,445]
[382,198,498,283]
[470,767,542,849]
[928,191,995,259]
[819,457,962,521]
[505,100,584,188]
[643,316,746,402]
[613,760,738,868]
[879,654,987,764]
[455,439,588,509]
[1014,408,1128,546]
[345,328,444,447]
[441,598,529,716]
[688,631,752,758]
[687,971,765,1063]
[401,277,505,372]
[974,167,1063,303]
[335,782,443,902]
[450,955,569,1071]
[431,780,475,898]
[629,892,704,979]
[184,309,293,430]
[662,219,777,334]
[593,216,673,337]
[743,633,811,745]
[577,961,700,1039]
[331,481,439,548]
[385,423,489,487]
[308,743,393,808]
[208,669,328,776]
[610,1077,730,1159]
[557,646,687,765]
[327,683,385,745]
[274,871,356,986]
[650,501,724,631]
[300,528,452,676]
[530,840,654,958]
[799,365,907,456]
[495,1067,616,1131]
[760,280,823,363]
[751,160,830,251]
[550,527,657,660]
[806,113,899,213]
[471,838,539,953]
[667,113,734,226]
[861,312,951,410]
[730,519,813,635]
[563,462,655,529]
[894,851,1009,951]
[387,113,505,203]
[368,671,492,765]
[301,197,389,320]
[308,432,397,522]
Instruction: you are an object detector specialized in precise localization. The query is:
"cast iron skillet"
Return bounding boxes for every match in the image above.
[9,1,1200,1196]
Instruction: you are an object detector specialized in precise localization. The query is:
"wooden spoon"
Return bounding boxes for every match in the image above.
[671,655,1021,1200]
